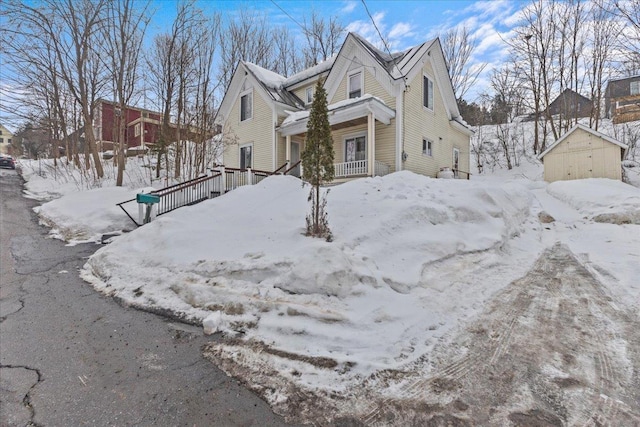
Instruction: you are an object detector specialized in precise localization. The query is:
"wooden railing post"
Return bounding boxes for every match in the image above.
[219,166,226,194]
[247,167,253,185]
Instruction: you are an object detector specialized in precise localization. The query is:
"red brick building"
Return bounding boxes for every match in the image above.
[93,100,162,151]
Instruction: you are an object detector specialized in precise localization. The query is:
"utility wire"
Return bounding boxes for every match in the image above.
[360,0,407,88]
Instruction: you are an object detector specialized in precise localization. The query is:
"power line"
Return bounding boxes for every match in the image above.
[269,0,307,36]
[360,0,406,88]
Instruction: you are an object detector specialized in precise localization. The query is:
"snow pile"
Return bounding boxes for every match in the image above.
[35,186,140,243]
[82,171,537,390]
[547,178,640,224]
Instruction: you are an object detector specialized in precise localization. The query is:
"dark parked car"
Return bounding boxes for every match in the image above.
[0,155,16,169]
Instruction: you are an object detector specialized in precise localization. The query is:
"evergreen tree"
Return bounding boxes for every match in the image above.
[302,79,334,240]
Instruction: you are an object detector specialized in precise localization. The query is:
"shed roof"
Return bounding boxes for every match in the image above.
[537,123,628,160]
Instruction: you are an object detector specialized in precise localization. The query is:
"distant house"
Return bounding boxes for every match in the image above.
[546,89,592,119]
[605,75,640,123]
[538,124,627,182]
[0,124,14,155]
[92,100,163,152]
[215,32,473,181]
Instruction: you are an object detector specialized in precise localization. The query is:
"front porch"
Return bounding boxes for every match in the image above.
[278,95,396,180]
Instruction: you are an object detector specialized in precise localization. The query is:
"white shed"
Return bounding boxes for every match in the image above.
[538,124,628,182]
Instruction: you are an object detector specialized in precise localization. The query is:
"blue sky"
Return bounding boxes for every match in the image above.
[0,0,523,130]
[148,0,523,98]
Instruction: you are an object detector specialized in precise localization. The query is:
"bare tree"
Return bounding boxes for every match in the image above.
[588,0,621,130]
[3,0,108,179]
[218,8,274,91]
[47,0,108,178]
[442,25,487,102]
[613,0,640,73]
[490,65,526,170]
[190,14,221,176]
[272,26,303,77]
[301,11,345,68]
[102,0,151,186]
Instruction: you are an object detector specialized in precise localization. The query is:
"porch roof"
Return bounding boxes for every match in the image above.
[277,94,396,137]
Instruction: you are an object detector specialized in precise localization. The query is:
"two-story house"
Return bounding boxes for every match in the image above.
[546,89,592,119]
[605,75,640,124]
[0,124,14,155]
[215,33,472,181]
[93,100,163,152]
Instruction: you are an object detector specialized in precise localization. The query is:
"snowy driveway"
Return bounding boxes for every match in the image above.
[202,243,640,425]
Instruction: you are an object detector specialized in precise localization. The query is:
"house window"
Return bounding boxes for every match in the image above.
[348,71,362,99]
[345,135,366,162]
[134,123,141,137]
[631,81,640,96]
[423,75,434,110]
[306,87,314,104]
[7,139,11,144]
[0,138,3,143]
[422,138,433,156]
[240,90,252,122]
[240,144,252,169]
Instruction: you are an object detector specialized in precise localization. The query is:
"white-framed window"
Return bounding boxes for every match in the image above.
[134,123,141,137]
[422,138,433,156]
[423,74,434,110]
[306,86,314,104]
[631,81,640,96]
[348,69,363,99]
[240,89,253,122]
[344,133,366,162]
[240,143,253,169]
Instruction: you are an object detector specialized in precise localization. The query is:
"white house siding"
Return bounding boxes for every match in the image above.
[543,128,623,182]
[403,62,470,177]
[329,67,396,109]
[223,86,274,171]
[327,67,397,171]
[292,84,315,106]
[375,119,396,172]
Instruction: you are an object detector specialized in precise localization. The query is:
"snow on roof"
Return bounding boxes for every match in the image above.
[280,94,386,126]
[284,56,336,88]
[243,62,303,108]
[243,62,286,89]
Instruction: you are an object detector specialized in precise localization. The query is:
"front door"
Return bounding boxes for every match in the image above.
[345,136,366,162]
[290,142,300,177]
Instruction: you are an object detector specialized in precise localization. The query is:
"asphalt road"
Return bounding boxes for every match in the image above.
[0,168,294,426]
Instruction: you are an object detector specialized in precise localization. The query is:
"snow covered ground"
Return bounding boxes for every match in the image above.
[17,119,640,423]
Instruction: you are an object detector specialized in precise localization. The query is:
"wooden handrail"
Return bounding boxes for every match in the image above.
[222,166,273,175]
[272,162,289,174]
[284,160,301,175]
[155,172,221,197]
[455,169,472,180]
[151,173,210,194]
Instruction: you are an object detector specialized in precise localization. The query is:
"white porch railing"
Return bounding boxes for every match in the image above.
[334,160,390,178]
[334,160,367,177]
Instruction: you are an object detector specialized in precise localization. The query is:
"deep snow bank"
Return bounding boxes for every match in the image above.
[82,172,536,388]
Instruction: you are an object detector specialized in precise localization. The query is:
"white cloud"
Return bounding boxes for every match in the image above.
[388,22,415,40]
[340,1,358,14]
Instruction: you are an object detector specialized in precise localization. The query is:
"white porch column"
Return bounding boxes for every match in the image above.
[367,112,376,176]
[285,135,292,169]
